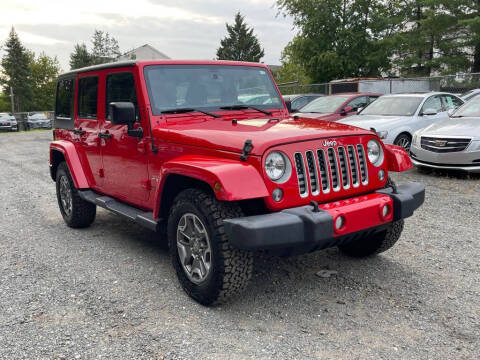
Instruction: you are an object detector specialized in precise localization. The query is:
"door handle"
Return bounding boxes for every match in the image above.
[98,131,112,139]
[73,128,85,135]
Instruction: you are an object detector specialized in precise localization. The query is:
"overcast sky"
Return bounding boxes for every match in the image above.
[0,0,295,72]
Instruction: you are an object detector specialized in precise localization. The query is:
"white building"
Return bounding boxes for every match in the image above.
[116,44,170,62]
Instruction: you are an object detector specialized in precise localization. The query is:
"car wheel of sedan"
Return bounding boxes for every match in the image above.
[167,188,253,305]
[56,162,96,228]
[394,134,411,152]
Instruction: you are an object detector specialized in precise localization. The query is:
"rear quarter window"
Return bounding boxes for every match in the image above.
[55,78,75,118]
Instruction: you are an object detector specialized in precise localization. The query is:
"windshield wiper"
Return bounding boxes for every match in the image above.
[220,105,272,116]
[160,108,222,118]
[450,115,464,118]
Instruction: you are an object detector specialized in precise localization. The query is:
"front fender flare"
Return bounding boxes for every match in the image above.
[153,155,269,219]
[50,141,90,188]
[384,144,413,172]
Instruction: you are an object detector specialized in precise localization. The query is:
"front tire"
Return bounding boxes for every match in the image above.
[56,162,96,228]
[339,220,404,257]
[394,134,411,152]
[167,189,253,305]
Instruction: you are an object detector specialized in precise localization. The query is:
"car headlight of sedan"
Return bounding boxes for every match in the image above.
[412,131,421,147]
[367,139,384,167]
[265,151,291,182]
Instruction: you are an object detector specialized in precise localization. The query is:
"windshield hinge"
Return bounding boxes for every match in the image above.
[240,139,253,161]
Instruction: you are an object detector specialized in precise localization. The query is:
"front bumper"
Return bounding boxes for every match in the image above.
[0,125,16,131]
[224,182,424,253]
[410,143,480,173]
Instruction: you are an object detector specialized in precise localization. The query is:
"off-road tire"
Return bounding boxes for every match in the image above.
[56,162,96,228]
[167,189,253,305]
[339,220,404,258]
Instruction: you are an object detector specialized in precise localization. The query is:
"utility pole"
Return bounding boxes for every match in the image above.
[10,86,14,114]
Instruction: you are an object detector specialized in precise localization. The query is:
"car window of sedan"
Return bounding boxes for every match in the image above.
[421,96,443,113]
[347,96,368,111]
[442,95,463,111]
[292,97,309,110]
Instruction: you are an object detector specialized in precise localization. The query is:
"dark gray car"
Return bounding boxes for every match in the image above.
[27,113,51,130]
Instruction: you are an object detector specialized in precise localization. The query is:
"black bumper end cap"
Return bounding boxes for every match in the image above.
[376,182,425,221]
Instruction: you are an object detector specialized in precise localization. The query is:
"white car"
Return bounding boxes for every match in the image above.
[461,89,480,102]
[337,92,464,151]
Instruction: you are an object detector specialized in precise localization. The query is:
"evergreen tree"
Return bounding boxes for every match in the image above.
[0,27,32,112]
[91,30,121,64]
[216,12,265,62]
[69,43,92,70]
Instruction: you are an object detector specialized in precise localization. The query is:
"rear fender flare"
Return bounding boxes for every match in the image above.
[50,141,90,188]
[153,155,269,219]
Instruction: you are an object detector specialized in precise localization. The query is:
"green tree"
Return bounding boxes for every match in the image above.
[274,47,311,84]
[91,30,121,64]
[30,52,61,110]
[69,43,92,70]
[0,27,32,112]
[216,12,265,62]
[276,0,397,82]
[388,0,471,76]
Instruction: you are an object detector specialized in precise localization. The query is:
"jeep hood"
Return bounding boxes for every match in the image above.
[158,116,374,155]
[338,114,411,131]
[420,117,480,138]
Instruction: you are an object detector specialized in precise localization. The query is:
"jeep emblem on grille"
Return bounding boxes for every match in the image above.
[323,140,337,147]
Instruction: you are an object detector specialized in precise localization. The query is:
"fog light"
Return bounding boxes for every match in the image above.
[272,188,283,202]
[382,205,390,217]
[378,169,385,181]
[335,216,345,230]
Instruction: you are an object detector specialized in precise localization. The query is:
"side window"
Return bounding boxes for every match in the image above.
[105,72,139,121]
[422,96,443,113]
[55,78,74,118]
[347,96,368,110]
[292,97,309,110]
[443,95,463,111]
[77,76,98,119]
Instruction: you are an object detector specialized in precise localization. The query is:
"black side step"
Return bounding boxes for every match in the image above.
[78,190,162,231]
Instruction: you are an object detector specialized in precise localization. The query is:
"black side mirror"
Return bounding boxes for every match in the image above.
[109,102,143,138]
[284,99,292,113]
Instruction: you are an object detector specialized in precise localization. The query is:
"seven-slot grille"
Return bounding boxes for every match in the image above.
[421,136,471,153]
[294,145,368,197]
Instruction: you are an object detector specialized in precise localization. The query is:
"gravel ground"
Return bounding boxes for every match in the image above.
[0,130,479,360]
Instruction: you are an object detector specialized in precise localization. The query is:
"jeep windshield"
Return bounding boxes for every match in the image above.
[144,65,283,115]
[360,96,423,116]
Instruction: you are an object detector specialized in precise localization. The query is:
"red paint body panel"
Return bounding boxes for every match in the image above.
[50,60,412,224]
[152,156,269,219]
[50,140,90,188]
[320,193,393,237]
[384,144,413,172]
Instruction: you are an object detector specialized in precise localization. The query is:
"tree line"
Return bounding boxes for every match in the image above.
[0,28,126,113]
[274,0,480,84]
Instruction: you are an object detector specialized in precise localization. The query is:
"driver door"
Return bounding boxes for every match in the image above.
[99,69,150,205]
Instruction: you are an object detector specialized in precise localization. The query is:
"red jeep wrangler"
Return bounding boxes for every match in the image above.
[50,60,424,305]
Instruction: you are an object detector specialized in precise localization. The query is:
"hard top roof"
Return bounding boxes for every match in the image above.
[58,60,269,79]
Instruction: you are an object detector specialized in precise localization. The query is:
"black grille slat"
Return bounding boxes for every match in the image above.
[317,149,330,192]
[347,145,359,186]
[306,151,319,195]
[421,137,471,153]
[327,148,340,190]
[338,147,350,189]
[294,153,308,197]
[357,145,368,184]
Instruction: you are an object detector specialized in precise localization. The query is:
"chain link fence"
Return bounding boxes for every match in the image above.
[277,73,480,96]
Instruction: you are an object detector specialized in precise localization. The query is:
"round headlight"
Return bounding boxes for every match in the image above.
[265,151,287,181]
[367,139,384,166]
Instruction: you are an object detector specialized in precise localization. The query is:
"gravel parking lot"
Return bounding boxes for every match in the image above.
[0,131,479,359]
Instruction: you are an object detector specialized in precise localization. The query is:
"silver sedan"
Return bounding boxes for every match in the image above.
[410,98,480,173]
